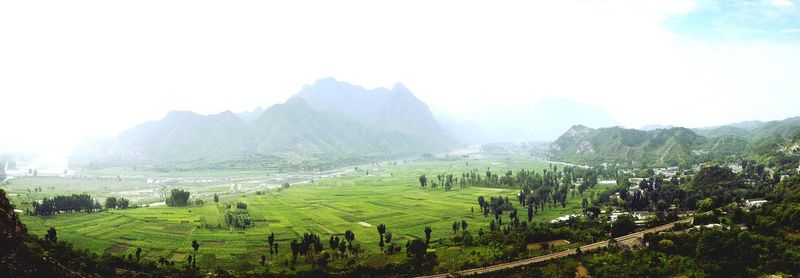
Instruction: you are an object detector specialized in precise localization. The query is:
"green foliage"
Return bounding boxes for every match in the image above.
[104,196,130,209]
[406,239,427,260]
[610,214,636,237]
[32,194,95,216]
[165,189,190,207]
[224,208,252,229]
[235,202,247,210]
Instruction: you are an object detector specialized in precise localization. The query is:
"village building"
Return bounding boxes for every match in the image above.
[744,198,768,208]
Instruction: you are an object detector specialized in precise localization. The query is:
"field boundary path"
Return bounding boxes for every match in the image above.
[417,217,694,278]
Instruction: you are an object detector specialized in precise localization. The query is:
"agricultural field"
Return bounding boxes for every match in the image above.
[9,155,612,273]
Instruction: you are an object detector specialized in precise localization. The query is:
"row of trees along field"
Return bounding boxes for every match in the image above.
[30,187,200,216]
[30,194,133,216]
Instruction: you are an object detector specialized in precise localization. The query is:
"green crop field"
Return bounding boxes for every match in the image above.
[11,156,612,273]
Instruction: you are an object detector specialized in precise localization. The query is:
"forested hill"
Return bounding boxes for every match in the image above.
[694,117,800,165]
[69,78,455,168]
[693,117,800,141]
[548,120,800,168]
[548,125,706,167]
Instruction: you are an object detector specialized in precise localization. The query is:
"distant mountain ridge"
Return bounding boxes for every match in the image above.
[549,116,800,167]
[69,78,454,167]
[693,117,800,141]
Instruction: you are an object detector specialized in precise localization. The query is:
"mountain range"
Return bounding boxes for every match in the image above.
[68,77,800,170]
[548,117,800,167]
[69,78,454,168]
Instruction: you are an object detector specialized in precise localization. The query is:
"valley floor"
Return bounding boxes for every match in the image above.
[9,156,613,273]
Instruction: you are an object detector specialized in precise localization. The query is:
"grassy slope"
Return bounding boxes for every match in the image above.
[16,157,612,273]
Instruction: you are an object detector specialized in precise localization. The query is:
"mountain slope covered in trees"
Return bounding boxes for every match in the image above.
[548,125,708,167]
[549,117,800,167]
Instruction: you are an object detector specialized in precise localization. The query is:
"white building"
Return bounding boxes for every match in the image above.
[744,198,768,208]
[550,214,580,224]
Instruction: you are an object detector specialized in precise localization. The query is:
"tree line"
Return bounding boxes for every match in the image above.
[31,194,97,216]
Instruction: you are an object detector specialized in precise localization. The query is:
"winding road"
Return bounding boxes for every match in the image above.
[417,217,694,278]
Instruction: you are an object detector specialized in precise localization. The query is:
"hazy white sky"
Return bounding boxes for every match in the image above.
[2,0,800,154]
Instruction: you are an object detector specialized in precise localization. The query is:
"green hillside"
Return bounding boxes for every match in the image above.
[548,125,708,167]
[549,117,800,168]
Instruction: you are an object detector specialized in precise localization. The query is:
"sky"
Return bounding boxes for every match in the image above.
[2,0,800,156]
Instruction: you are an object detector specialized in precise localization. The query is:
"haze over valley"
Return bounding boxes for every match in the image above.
[2,1,800,277]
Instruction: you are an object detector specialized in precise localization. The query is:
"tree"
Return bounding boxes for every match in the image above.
[424,226,432,246]
[290,239,300,264]
[268,232,275,256]
[611,214,637,237]
[407,239,427,261]
[527,205,534,222]
[135,247,142,262]
[213,193,219,203]
[191,240,199,266]
[260,254,266,266]
[697,197,713,212]
[317,252,330,268]
[377,224,386,239]
[419,175,427,188]
[105,197,118,209]
[343,229,356,256]
[338,241,346,256]
[385,232,393,244]
[452,221,459,236]
[328,236,338,252]
[166,189,190,207]
[118,198,129,209]
[377,224,386,252]
[46,227,57,243]
[461,220,468,233]
[658,239,674,251]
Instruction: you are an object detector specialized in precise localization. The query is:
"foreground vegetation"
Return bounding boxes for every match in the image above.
[486,174,800,277]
